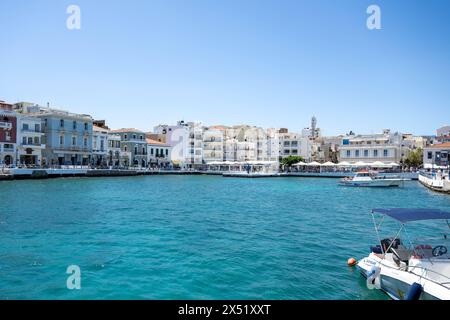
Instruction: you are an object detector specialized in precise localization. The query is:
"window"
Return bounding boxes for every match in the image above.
[373,150,378,157]
[35,124,40,132]
[34,137,39,145]
[292,149,298,154]
[72,137,77,146]
[140,135,143,140]
[383,149,388,157]
[73,121,77,129]
[134,146,138,154]
[284,141,290,147]
[124,146,127,152]
[124,134,128,140]
[84,138,87,147]
[60,119,64,128]
[5,131,11,141]
[355,150,360,157]
[133,134,137,140]
[427,152,433,159]
[100,140,104,151]
[28,137,33,145]
[165,149,168,156]
[151,148,154,155]
[346,150,351,157]
[60,135,64,145]
[84,123,88,130]
[23,123,29,131]
[364,150,369,157]
[22,137,27,145]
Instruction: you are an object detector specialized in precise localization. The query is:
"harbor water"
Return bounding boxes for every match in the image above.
[0,176,449,299]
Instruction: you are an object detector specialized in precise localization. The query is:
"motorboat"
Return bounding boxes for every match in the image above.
[340,170,404,187]
[356,208,450,300]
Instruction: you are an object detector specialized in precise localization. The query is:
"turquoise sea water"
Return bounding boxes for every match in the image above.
[0,176,449,300]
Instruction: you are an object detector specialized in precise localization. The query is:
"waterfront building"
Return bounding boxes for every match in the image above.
[0,107,17,166]
[423,142,450,169]
[338,129,404,164]
[278,128,312,161]
[107,132,131,167]
[110,128,147,167]
[154,121,203,168]
[13,102,94,166]
[16,113,45,165]
[92,125,109,167]
[146,138,171,168]
[39,108,93,166]
[203,127,225,163]
[187,122,204,168]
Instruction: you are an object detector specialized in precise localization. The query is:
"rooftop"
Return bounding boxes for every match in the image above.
[428,142,450,149]
[146,138,169,146]
[110,128,144,133]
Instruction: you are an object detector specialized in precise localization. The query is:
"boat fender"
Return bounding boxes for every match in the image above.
[405,282,423,300]
[366,265,381,290]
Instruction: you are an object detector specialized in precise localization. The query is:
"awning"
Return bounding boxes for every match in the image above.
[352,161,368,167]
[337,161,351,167]
[292,161,306,166]
[372,208,450,223]
[321,161,337,166]
[388,162,400,167]
[305,161,321,166]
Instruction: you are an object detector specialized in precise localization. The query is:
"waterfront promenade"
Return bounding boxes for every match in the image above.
[0,167,419,180]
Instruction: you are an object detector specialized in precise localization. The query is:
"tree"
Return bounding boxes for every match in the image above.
[281,155,305,168]
[404,148,423,168]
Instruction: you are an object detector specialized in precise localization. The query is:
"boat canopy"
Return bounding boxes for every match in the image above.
[372,208,450,223]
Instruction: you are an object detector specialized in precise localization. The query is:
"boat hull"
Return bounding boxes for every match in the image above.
[357,255,449,300]
[340,180,402,187]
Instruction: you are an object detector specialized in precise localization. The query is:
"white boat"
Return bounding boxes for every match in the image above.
[356,208,450,300]
[340,170,404,187]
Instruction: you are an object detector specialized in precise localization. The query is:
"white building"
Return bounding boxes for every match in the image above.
[92,125,109,166]
[154,120,203,168]
[203,127,225,163]
[278,129,312,161]
[17,114,45,166]
[339,129,404,164]
[423,142,450,169]
[147,138,172,168]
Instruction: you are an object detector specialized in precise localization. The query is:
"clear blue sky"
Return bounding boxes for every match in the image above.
[1,0,449,135]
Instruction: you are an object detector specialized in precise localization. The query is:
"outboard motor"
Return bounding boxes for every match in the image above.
[366,264,381,290]
[405,282,423,300]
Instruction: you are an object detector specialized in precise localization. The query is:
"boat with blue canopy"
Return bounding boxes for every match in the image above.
[356,208,450,300]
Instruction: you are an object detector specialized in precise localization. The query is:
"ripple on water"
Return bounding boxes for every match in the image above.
[0,176,449,299]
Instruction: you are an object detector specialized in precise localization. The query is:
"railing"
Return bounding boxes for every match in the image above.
[21,143,44,147]
[0,122,12,129]
[21,128,44,133]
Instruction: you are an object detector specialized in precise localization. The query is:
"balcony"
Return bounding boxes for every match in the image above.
[3,147,14,152]
[21,143,45,148]
[21,128,44,134]
[0,121,12,130]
